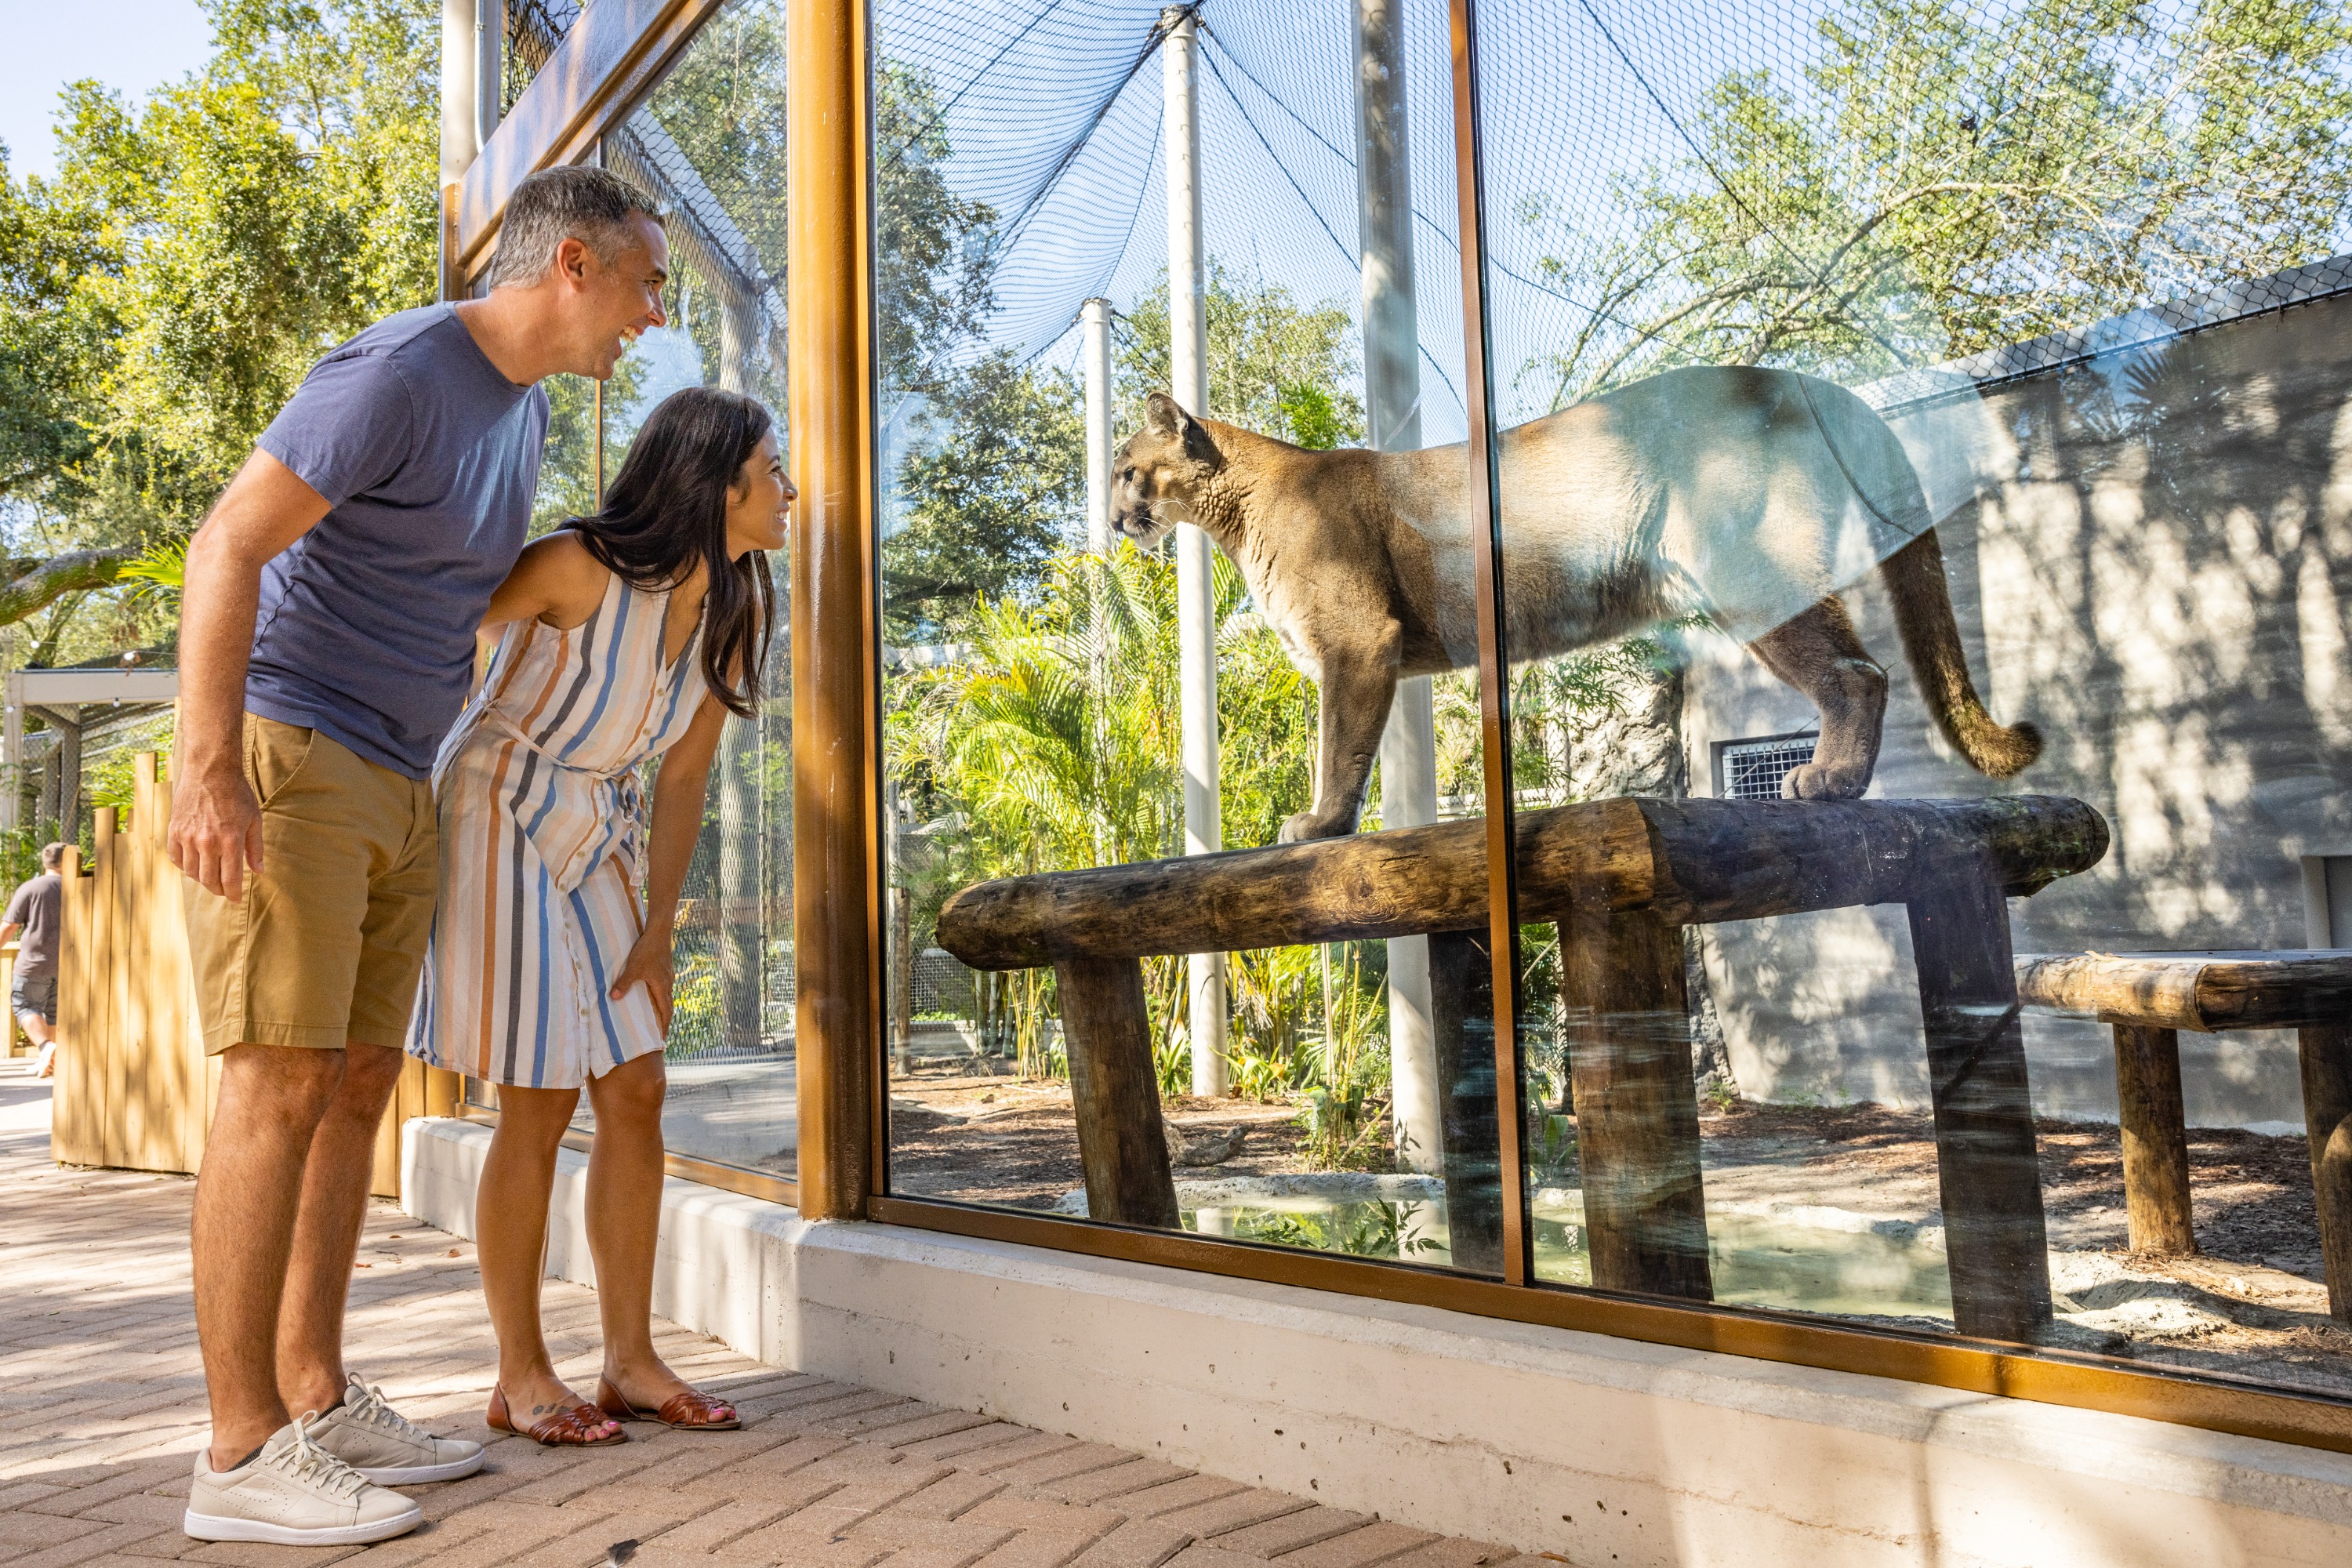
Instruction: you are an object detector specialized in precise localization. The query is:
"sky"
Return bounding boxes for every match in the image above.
[0,0,216,180]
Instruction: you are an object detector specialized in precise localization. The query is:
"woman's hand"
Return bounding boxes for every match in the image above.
[609,922,677,1033]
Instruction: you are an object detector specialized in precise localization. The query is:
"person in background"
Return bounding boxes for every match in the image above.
[1,842,67,1079]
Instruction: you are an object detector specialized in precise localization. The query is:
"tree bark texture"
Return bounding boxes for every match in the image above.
[1053,955,1180,1229]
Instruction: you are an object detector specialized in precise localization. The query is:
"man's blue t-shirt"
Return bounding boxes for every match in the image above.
[250,304,550,779]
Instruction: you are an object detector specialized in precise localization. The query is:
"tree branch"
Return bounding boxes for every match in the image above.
[0,548,140,630]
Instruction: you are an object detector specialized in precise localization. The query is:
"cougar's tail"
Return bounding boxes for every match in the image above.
[1881,528,2042,779]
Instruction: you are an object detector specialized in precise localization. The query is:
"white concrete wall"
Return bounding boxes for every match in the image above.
[1684,296,2352,1125]
[405,1118,2352,1566]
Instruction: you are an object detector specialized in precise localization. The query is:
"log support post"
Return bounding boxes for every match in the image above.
[2296,1022,2352,1322]
[1427,928,1504,1275]
[2112,1022,2195,1257]
[1560,906,1711,1301]
[1907,862,2053,1343]
[1053,956,1180,1229]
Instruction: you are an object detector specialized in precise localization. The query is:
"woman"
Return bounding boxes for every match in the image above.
[408,386,790,1446]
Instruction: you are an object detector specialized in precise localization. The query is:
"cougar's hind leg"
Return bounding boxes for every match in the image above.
[1281,626,1401,843]
[1746,598,1888,800]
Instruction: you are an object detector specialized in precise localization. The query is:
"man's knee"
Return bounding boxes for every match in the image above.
[218,1044,350,1130]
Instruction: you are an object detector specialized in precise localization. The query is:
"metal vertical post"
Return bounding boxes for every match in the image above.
[475,0,504,150]
[439,0,482,301]
[1083,299,1115,557]
[1164,5,1228,1095]
[2,673,20,835]
[1356,0,1442,1173]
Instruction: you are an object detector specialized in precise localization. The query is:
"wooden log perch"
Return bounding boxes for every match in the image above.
[1053,956,1180,1229]
[1427,929,1504,1276]
[938,796,2107,971]
[2014,949,2352,1033]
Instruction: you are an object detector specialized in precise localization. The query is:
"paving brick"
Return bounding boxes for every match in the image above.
[967,1532,1103,1568]
[859,1410,999,1450]
[1378,1542,1519,1568]
[1095,1475,1250,1521]
[650,1474,844,1548]
[803,1396,933,1436]
[846,1509,1017,1562]
[1211,1508,1371,1559]
[893,1469,1010,1520]
[987,1444,1136,1490]
[1166,1548,1272,1568]
[1033,1459,1192,1506]
[896,1425,1046,1465]
[1152,1490,1313,1542]
[1068,1519,1196,1568]
[1269,1523,1437,1568]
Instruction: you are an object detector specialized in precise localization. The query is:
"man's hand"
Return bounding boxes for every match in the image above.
[168,764,265,902]
[609,922,677,1033]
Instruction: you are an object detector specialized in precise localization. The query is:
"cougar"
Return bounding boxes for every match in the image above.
[1108,367,2039,843]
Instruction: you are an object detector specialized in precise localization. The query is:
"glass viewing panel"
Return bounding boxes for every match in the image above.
[1474,0,2352,1399]
[875,0,1512,1271]
[550,0,798,1181]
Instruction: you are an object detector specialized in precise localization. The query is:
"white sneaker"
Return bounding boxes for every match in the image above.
[309,1374,486,1484]
[183,1413,423,1545]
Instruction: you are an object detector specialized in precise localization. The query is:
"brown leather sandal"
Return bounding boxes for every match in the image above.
[594,1376,740,1431]
[488,1383,627,1446]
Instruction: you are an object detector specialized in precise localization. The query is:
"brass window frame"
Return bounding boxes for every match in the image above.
[458,0,2352,1459]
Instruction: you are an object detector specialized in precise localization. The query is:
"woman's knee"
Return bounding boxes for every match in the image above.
[589,1054,668,1127]
[487,1085,581,1160]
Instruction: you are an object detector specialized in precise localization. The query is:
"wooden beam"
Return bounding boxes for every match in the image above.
[1562,906,1711,1301]
[1427,929,1504,1275]
[788,0,877,1221]
[1054,957,1180,1229]
[2298,1023,2352,1322]
[938,796,2108,971]
[452,0,730,276]
[2016,949,2352,1033]
[2112,1023,2195,1257]
[1907,860,2053,1344]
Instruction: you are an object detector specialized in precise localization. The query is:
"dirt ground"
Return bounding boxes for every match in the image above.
[884,1058,2352,1396]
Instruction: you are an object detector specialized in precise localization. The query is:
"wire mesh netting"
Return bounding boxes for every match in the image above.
[505,0,585,114]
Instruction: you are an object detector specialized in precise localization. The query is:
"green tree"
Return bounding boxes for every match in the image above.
[1523,0,2352,406]
[1119,262,1366,445]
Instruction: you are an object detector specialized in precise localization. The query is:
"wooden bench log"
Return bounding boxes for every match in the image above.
[1427,930,1504,1275]
[2016,950,2352,1317]
[937,796,2107,969]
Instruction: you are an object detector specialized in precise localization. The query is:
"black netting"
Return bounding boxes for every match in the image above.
[506,0,585,114]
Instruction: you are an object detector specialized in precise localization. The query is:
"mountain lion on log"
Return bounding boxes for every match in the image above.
[1109,367,2039,844]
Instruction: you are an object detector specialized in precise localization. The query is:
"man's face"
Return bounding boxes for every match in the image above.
[554,216,670,380]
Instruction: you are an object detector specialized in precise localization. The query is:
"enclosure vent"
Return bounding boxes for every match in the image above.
[1719,735,1817,801]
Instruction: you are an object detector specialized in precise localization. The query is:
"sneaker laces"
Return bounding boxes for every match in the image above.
[262,1414,367,1501]
[343,1377,434,1445]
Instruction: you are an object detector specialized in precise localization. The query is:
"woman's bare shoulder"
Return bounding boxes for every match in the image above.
[515,529,612,629]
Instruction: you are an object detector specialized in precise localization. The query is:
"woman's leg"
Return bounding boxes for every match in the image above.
[582,1052,698,1406]
[475,1083,618,1432]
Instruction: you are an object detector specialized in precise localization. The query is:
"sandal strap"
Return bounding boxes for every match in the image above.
[653,1389,737,1428]
[532,1402,623,1445]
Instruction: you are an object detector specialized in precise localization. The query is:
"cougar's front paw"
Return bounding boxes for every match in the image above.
[1779,760,1869,800]
[1278,810,1349,844]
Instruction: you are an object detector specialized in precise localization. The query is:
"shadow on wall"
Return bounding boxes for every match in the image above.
[1688,291,2352,1127]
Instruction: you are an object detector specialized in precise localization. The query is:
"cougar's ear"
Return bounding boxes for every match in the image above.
[1144,390,1188,437]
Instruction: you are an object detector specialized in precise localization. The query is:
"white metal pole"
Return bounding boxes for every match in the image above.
[440,0,481,300]
[475,0,504,153]
[1164,5,1229,1096]
[1356,0,1443,1171]
[2,673,19,835]
[1082,298,1114,557]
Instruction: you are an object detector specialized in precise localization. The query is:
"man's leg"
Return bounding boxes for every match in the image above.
[20,1009,55,1077]
[192,1044,349,1471]
[277,1040,407,1417]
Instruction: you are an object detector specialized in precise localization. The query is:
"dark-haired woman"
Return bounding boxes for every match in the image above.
[407,386,789,1446]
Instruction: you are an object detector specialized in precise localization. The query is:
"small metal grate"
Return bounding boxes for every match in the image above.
[1721,735,1817,801]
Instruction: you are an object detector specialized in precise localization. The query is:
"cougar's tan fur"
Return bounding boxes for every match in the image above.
[1110,366,2040,843]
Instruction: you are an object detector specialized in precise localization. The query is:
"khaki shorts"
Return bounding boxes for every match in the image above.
[186,715,438,1054]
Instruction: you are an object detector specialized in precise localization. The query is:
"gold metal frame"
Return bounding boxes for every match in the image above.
[459,0,2352,1460]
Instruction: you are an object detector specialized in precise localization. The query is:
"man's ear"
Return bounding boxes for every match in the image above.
[554,235,593,287]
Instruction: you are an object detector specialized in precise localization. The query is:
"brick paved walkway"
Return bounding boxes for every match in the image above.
[0,1060,1540,1568]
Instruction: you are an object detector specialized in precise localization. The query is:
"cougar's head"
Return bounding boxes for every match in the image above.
[1109,393,1222,551]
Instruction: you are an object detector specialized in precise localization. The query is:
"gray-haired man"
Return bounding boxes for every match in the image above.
[167,166,668,1547]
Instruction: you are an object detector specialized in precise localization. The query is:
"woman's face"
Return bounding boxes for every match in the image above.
[723,431,793,559]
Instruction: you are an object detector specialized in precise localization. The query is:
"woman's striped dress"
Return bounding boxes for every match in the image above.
[407,566,709,1089]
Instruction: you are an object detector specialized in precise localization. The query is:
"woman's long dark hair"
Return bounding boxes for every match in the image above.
[569,386,777,718]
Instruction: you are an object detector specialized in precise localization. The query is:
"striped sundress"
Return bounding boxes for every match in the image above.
[407,564,710,1088]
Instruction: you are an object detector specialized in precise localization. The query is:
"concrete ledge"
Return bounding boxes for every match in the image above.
[402,1117,2352,1566]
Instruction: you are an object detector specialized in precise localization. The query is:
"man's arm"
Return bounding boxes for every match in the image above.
[0,924,20,946]
[166,450,332,901]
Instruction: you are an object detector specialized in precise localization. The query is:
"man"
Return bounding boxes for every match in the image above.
[167,166,669,1548]
[1,842,66,1078]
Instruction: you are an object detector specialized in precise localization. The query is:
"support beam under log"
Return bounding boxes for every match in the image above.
[1054,955,1180,1229]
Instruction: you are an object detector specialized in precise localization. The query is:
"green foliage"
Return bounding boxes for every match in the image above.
[884,353,1087,643]
[874,61,998,397]
[1231,1200,1440,1260]
[1523,0,2352,405]
[1118,263,1365,445]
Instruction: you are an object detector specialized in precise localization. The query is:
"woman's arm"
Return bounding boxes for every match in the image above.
[480,530,610,631]
[604,691,731,1030]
